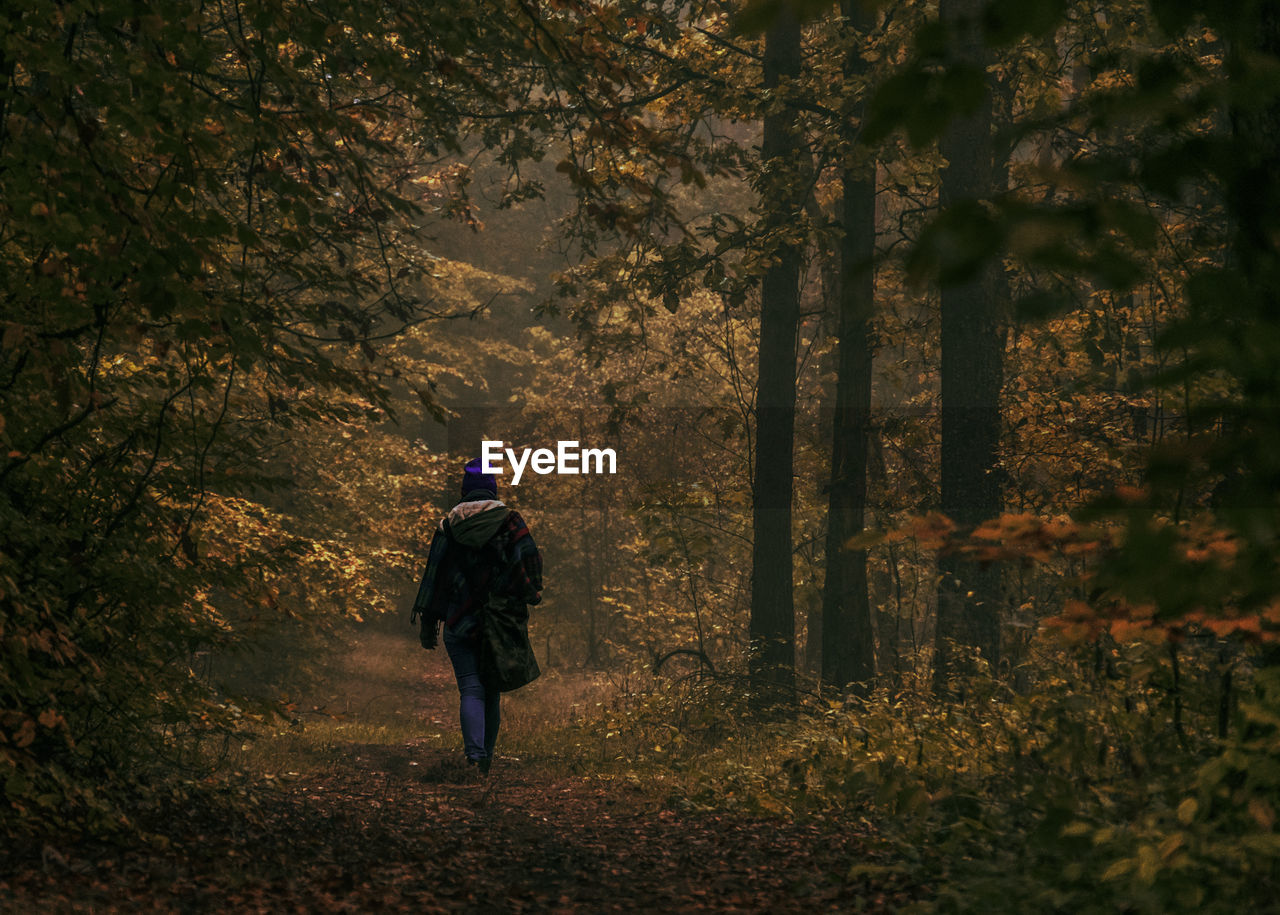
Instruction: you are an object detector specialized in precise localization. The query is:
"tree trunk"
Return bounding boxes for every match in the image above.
[822,0,878,692]
[577,411,600,666]
[1228,4,1280,672]
[749,6,803,695]
[933,0,1003,692]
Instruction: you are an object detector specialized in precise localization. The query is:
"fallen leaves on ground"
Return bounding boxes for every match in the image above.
[0,752,916,912]
[0,659,918,912]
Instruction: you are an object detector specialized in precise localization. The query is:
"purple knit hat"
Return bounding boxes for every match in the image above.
[460,457,497,496]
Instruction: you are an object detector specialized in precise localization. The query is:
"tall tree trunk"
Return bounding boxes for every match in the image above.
[577,411,600,666]
[1227,4,1280,672]
[933,0,1003,691]
[822,0,878,691]
[806,178,842,677]
[750,6,803,694]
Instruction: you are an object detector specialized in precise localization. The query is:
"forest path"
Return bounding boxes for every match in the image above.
[3,633,914,912]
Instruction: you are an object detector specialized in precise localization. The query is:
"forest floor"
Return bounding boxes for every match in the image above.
[1,630,917,913]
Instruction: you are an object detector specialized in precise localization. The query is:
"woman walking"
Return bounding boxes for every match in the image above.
[411,459,543,773]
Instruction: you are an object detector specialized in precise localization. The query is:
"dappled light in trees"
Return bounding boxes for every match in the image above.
[3,0,1279,910]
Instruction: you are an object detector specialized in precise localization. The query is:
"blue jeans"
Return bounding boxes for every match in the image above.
[443,628,500,762]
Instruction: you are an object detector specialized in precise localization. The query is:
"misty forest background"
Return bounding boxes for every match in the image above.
[3,0,1280,909]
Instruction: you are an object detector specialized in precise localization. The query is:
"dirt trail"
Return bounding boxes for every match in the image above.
[2,639,912,912]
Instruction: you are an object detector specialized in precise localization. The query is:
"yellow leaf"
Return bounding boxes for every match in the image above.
[1137,844,1160,884]
[1159,832,1185,860]
[843,529,885,551]
[1101,858,1132,881]
[1250,799,1276,830]
[37,709,62,729]
[1177,797,1197,825]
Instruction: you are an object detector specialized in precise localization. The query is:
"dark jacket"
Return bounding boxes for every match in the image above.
[410,495,542,646]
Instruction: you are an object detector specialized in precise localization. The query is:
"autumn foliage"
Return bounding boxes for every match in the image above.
[3,0,1280,910]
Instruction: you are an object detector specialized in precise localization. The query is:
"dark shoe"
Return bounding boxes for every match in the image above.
[467,756,492,776]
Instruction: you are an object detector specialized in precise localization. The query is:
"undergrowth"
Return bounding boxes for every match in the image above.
[172,624,1280,912]
[532,640,1280,913]
[215,631,447,777]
